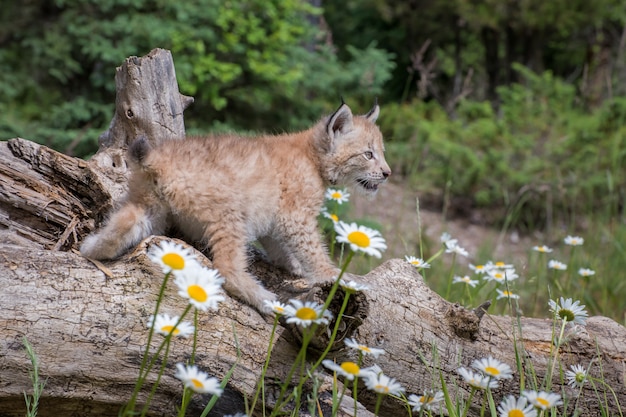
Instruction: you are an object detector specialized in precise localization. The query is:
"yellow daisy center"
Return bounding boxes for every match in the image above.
[188,285,208,302]
[330,214,339,222]
[495,262,506,267]
[485,366,500,376]
[161,325,180,335]
[162,253,185,270]
[331,192,342,199]
[536,397,550,407]
[375,384,389,393]
[502,291,512,297]
[508,410,524,417]
[359,345,371,352]
[494,273,504,280]
[340,362,360,375]
[191,378,204,389]
[348,231,370,248]
[476,265,485,270]
[296,307,317,321]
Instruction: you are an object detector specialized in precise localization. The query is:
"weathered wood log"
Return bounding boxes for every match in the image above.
[1,48,624,417]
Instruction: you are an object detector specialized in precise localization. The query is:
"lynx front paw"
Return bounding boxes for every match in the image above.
[253,288,279,315]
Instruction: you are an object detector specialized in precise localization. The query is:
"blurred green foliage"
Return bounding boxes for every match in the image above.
[380,65,625,230]
[1,0,624,230]
[0,0,394,156]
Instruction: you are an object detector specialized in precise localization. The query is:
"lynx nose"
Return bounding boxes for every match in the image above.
[382,168,391,179]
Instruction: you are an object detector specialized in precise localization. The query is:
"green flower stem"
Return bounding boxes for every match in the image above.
[311,291,351,371]
[486,388,497,417]
[291,288,351,412]
[122,270,172,415]
[140,336,173,417]
[249,314,280,414]
[373,393,383,416]
[191,309,199,365]
[461,388,477,417]
[547,318,568,391]
[589,377,624,417]
[271,250,354,416]
[565,246,579,294]
[425,247,445,266]
[23,337,45,417]
[270,324,315,417]
[322,251,353,313]
[139,304,193,417]
[444,252,458,300]
[351,376,359,417]
[178,387,193,417]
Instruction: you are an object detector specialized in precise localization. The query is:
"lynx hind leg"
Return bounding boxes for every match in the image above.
[207,228,277,312]
[276,216,340,284]
[258,235,305,276]
[80,202,167,260]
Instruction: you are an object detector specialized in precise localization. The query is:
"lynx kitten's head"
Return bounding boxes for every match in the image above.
[320,101,391,194]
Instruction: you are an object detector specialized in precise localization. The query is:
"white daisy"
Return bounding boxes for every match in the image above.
[339,279,369,293]
[471,356,513,380]
[284,299,332,328]
[325,188,350,204]
[487,261,514,270]
[457,367,499,390]
[469,263,491,274]
[320,208,340,223]
[497,395,537,417]
[148,240,200,275]
[522,390,562,410]
[564,235,584,246]
[363,370,404,396]
[174,267,225,311]
[263,300,287,316]
[334,221,387,258]
[440,232,452,243]
[496,289,520,300]
[147,313,194,338]
[405,255,431,269]
[444,239,469,257]
[344,338,385,358]
[407,390,444,412]
[565,364,588,388]
[548,260,567,270]
[548,297,588,325]
[453,275,479,287]
[174,363,223,395]
[485,268,519,283]
[578,268,595,277]
[322,360,367,381]
[532,245,553,253]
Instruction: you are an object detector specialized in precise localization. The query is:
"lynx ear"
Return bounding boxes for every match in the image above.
[327,103,354,139]
[364,99,380,122]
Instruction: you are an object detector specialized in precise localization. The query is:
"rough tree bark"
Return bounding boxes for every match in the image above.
[1,49,625,417]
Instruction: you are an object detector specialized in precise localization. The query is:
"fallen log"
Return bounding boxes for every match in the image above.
[0,48,624,417]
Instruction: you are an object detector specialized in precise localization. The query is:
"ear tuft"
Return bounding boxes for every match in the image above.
[327,103,354,139]
[365,98,380,122]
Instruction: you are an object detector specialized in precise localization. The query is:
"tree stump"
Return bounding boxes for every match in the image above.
[0,48,624,417]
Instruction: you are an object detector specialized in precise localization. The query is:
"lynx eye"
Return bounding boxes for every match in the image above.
[363,151,374,160]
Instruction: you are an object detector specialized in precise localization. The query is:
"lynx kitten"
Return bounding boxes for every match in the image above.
[80,102,391,312]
